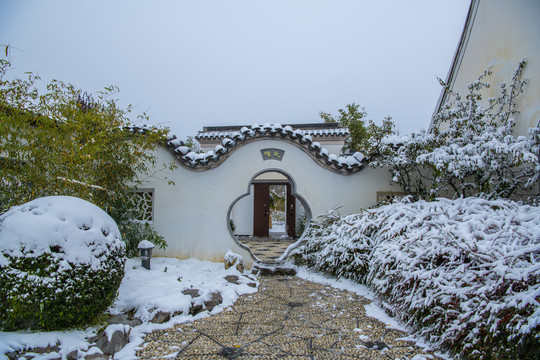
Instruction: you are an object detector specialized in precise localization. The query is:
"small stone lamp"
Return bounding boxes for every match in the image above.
[137,240,155,270]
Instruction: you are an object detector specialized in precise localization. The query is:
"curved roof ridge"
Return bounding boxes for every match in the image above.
[165,123,367,175]
[196,123,349,140]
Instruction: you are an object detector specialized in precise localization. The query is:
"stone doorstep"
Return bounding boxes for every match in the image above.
[252,262,297,276]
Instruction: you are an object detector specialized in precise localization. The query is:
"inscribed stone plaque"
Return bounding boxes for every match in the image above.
[260,148,285,161]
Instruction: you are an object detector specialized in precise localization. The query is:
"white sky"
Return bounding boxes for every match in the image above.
[0,0,470,139]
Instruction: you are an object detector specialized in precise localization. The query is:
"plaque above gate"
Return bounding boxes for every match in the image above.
[260,148,285,161]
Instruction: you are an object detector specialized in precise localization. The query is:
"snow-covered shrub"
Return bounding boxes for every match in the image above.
[0,196,126,331]
[289,198,540,359]
[289,208,374,282]
[379,60,539,200]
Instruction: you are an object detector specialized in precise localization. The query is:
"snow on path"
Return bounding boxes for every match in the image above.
[0,257,258,360]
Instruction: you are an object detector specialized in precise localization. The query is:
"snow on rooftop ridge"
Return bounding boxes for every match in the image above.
[164,123,366,174]
[196,123,349,140]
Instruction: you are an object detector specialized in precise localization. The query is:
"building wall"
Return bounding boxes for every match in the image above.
[229,181,308,237]
[200,138,346,156]
[230,185,253,236]
[139,138,399,267]
[441,0,540,136]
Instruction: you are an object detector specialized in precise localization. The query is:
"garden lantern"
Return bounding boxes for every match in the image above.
[137,240,155,270]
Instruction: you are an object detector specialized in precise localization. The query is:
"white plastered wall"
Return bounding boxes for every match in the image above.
[201,141,344,156]
[230,186,253,236]
[140,138,399,267]
[446,0,540,136]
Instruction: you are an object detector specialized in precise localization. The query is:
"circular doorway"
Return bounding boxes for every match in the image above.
[228,170,311,261]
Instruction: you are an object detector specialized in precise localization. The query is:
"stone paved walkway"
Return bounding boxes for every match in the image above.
[137,275,438,359]
[239,237,296,261]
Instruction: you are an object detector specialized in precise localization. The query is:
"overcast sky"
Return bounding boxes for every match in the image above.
[0,0,470,139]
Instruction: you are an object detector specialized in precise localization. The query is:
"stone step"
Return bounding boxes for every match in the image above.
[251,262,297,276]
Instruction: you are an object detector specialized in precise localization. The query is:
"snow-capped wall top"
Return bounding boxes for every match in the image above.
[195,123,349,140]
[165,123,367,175]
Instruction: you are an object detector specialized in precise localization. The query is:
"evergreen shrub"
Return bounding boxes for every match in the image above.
[0,196,126,331]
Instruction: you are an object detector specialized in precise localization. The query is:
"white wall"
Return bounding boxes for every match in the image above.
[230,187,253,236]
[445,0,540,136]
[201,141,345,156]
[140,138,399,267]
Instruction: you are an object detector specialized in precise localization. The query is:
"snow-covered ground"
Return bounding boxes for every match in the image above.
[0,257,258,360]
[295,266,452,360]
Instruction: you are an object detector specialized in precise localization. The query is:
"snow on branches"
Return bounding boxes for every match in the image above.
[288,197,540,359]
[380,59,539,200]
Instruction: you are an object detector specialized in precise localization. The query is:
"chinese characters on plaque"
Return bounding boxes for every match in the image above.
[260,148,285,161]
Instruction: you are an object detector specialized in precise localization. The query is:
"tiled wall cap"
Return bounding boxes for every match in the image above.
[161,124,367,175]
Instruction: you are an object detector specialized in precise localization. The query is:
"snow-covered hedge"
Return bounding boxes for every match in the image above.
[0,196,126,331]
[289,198,540,359]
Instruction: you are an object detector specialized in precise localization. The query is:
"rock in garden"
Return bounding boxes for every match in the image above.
[224,250,244,272]
[95,324,131,355]
[225,275,240,284]
[150,311,171,324]
[204,291,223,312]
[182,288,201,297]
[108,313,142,327]
[84,354,110,360]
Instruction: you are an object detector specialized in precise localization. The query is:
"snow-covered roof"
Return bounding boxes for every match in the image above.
[165,123,367,175]
[430,0,476,132]
[196,123,349,140]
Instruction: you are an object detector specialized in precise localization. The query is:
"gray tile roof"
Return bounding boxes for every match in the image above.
[165,124,366,175]
[196,123,348,140]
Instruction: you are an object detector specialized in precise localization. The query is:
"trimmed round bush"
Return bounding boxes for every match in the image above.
[0,196,126,331]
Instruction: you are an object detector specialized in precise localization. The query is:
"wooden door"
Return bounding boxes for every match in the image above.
[286,184,296,238]
[253,183,270,237]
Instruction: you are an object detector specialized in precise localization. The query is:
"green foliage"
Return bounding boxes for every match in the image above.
[269,185,285,211]
[0,247,125,331]
[319,103,395,158]
[107,195,167,257]
[295,213,307,238]
[0,60,176,254]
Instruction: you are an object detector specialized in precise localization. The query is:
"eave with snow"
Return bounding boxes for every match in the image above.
[137,122,401,267]
[166,123,366,175]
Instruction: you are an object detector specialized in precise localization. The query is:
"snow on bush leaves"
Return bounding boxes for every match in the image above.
[289,197,540,359]
[0,196,126,331]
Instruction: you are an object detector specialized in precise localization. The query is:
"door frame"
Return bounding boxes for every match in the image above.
[227,168,312,253]
[252,180,294,238]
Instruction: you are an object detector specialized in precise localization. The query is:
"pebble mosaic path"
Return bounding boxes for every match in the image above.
[239,237,296,261]
[137,275,439,359]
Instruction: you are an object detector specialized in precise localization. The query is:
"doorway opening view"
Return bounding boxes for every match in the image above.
[229,171,308,262]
